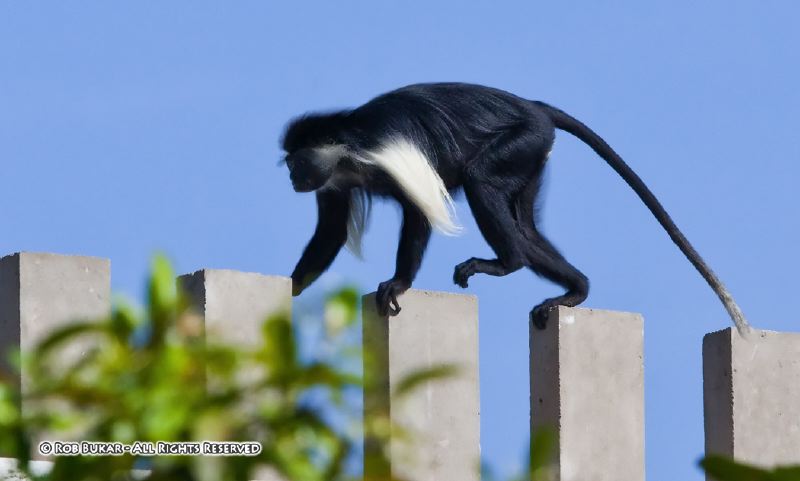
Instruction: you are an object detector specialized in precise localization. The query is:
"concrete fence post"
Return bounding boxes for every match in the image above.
[530,306,645,481]
[178,269,291,481]
[0,252,111,393]
[703,328,800,471]
[362,289,480,481]
[0,252,110,473]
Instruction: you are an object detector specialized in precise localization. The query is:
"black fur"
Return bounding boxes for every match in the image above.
[282,82,748,331]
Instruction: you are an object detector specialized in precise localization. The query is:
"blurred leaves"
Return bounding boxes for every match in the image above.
[528,428,557,481]
[700,455,800,481]
[323,288,359,337]
[0,254,623,481]
[391,365,458,401]
[0,255,386,481]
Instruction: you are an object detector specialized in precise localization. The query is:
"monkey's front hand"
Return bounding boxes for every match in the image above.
[376,278,409,317]
[291,271,311,297]
[291,279,303,297]
[453,258,479,288]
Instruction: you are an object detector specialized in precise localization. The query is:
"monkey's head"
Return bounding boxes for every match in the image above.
[284,147,345,192]
[281,111,352,193]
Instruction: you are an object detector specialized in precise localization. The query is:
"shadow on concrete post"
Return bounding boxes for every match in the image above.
[530,306,645,481]
[703,328,800,475]
[362,289,481,481]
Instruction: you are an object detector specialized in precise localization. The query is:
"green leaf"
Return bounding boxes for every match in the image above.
[148,254,178,344]
[297,363,360,390]
[0,384,20,425]
[392,364,459,400]
[34,322,104,356]
[260,313,297,381]
[771,466,800,481]
[109,298,141,342]
[700,455,772,481]
[324,286,360,336]
[529,427,557,475]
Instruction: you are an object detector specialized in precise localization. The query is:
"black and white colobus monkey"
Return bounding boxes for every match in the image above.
[282,83,750,334]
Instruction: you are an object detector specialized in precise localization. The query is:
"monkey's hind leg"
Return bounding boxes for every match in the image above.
[453,130,587,329]
[515,179,589,329]
[453,185,589,329]
[523,231,589,329]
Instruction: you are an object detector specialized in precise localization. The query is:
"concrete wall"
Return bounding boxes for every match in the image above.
[363,289,480,481]
[531,306,645,481]
[3,250,800,480]
[704,328,800,469]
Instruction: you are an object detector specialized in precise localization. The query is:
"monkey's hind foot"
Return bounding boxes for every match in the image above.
[530,303,557,330]
[454,257,520,288]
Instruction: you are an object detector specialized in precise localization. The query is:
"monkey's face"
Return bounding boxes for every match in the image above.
[285,148,338,192]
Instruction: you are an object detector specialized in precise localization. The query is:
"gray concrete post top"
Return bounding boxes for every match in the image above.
[178,269,291,346]
[530,306,645,481]
[703,327,800,469]
[362,288,480,481]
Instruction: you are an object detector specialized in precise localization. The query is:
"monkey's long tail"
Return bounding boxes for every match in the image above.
[534,101,751,336]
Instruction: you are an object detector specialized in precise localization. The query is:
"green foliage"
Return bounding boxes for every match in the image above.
[527,429,557,481]
[701,455,800,481]
[0,255,396,481]
[390,365,459,401]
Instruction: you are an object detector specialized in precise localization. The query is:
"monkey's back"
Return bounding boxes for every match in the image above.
[348,83,553,183]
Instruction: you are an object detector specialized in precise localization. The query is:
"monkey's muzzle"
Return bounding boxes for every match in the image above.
[290,175,316,193]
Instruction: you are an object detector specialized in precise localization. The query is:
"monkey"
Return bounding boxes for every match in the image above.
[281,82,751,335]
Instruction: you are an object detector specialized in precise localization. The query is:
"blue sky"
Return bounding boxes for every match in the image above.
[1,2,798,478]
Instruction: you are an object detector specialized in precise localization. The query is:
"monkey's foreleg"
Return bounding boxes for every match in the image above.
[291,191,349,296]
[376,203,431,317]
